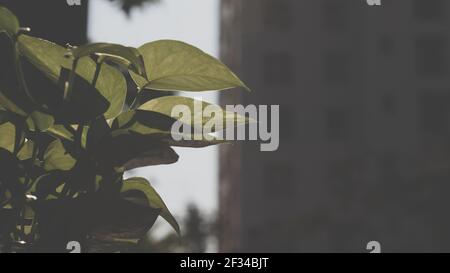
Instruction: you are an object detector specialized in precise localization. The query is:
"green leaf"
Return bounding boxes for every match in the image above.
[139,96,249,131]
[113,109,178,135]
[122,177,180,235]
[47,125,75,141]
[70,43,146,77]
[26,111,55,132]
[43,139,76,171]
[110,96,249,148]
[130,40,249,92]
[17,140,34,161]
[0,6,20,38]
[112,112,227,149]
[0,122,16,153]
[17,35,127,119]
[0,91,27,116]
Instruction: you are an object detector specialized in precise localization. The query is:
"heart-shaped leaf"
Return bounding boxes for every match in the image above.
[122,177,180,235]
[121,146,179,171]
[43,139,76,171]
[140,96,250,131]
[26,111,55,132]
[130,40,249,92]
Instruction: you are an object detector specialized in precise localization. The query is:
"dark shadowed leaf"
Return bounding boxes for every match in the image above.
[121,146,179,171]
[93,130,179,171]
[86,116,110,151]
[0,35,34,116]
[17,35,127,119]
[35,195,160,252]
[70,43,146,77]
[122,177,180,235]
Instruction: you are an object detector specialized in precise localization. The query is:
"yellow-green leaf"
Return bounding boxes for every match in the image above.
[139,96,249,131]
[26,111,55,132]
[0,6,19,38]
[17,140,34,161]
[0,122,16,153]
[0,91,27,116]
[43,140,76,171]
[131,40,249,92]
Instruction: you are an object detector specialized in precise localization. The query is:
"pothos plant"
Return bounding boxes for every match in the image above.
[0,6,249,252]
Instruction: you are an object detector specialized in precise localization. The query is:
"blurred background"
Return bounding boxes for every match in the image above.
[3,0,450,252]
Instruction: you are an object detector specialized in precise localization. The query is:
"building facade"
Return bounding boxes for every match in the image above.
[219,0,450,252]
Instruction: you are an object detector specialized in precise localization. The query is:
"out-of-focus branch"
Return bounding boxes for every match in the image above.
[108,0,161,15]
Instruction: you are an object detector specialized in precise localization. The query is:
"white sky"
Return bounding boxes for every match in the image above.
[88,0,220,228]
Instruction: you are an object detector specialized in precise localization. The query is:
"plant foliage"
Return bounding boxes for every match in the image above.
[0,6,249,252]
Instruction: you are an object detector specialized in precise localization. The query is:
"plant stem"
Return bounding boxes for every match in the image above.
[24,142,39,190]
[92,61,103,88]
[64,58,79,101]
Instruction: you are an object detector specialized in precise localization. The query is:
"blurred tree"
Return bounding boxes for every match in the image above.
[108,0,161,15]
[138,204,213,253]
[184,204,208,253]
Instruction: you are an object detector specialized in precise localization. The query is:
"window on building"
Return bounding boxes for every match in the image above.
[415,34,448,77]
[413,0,446,23]
[321,0,349,31]
[322,50,351,86]
[325,107,351,141]
[263,51,294,85]
[262,0,293,31]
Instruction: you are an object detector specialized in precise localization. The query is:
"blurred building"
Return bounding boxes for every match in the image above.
[219,0,450,252]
